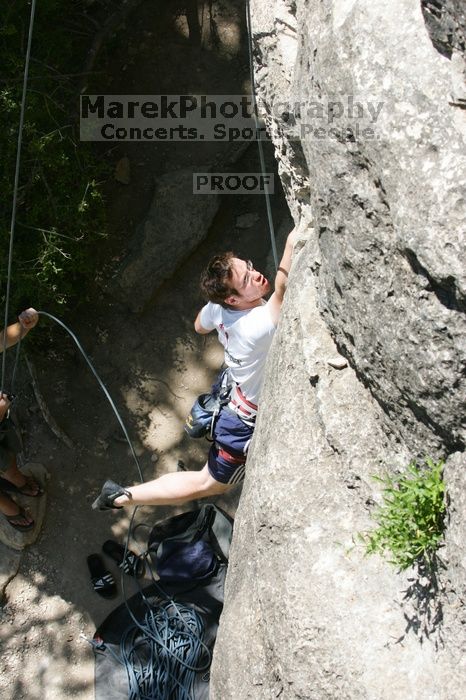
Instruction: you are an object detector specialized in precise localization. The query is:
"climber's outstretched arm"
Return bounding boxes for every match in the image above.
[266,227,298,325]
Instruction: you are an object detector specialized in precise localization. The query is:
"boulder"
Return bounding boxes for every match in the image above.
[110,168,220,312]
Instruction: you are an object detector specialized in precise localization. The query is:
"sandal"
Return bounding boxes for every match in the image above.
[0,474,44,498]
[103,539,145,578]
[2,506,34,532]
[87,554,117,599]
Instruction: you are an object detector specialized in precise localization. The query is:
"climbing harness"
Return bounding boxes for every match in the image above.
[228,384,258,425]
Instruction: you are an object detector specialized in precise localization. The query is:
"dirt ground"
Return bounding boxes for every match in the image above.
[0,1,291,698]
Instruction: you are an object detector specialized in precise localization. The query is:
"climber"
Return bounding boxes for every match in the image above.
[92,228,298,511]
[0,308,42,531]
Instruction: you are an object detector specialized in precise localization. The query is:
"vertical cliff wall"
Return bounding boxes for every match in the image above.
[211,1,466,697]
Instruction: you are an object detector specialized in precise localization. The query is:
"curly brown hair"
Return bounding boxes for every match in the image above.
[199,252,239,307]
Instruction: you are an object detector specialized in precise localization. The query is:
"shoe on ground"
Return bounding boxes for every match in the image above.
[103,539,145,578]
[87,553,117,598]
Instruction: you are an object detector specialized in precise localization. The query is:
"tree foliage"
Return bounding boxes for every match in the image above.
[0,0,107,314]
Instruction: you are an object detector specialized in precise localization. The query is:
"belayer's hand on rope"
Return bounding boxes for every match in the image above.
[1,307,39,396]
[1,307,39,354]
[18,308,39,333]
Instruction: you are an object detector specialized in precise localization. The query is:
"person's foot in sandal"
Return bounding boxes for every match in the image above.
[0,473,43,497]
[0,493,34,531]
[5,507,34,532]
[103,539,145,578]
[87,554,117,598]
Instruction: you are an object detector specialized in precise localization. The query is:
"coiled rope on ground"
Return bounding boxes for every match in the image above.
[106,601,211,700]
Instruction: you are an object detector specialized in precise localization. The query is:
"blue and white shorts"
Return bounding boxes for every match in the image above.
[207,408,254,485]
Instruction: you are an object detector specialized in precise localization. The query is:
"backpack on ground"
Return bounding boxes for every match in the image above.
[148,503,234,583]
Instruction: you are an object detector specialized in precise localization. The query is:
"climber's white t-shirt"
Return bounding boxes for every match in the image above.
[200,301,276,405]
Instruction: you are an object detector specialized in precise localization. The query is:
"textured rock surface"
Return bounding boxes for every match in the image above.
[421,0,466,60]
[442,451,466,599]
[211,0,466,697]
[110,168,220,312]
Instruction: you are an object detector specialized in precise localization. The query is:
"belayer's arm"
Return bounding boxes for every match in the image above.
[0,308,39,353]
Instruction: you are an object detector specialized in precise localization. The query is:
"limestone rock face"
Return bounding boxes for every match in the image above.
[211,1,466,697]
[111,169,219,313]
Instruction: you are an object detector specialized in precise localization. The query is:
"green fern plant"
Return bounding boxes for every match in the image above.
[361,458,446,570]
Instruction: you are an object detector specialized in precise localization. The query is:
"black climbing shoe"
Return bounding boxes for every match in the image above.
[92,480,132,511]
[87,554,117,598]
[103,539,145,578]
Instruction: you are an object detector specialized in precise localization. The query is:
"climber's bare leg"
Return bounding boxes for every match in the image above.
[114,463,232,507]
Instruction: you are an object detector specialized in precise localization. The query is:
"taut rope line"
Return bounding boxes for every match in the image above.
[1,0,38,391]
[245,0,279,270]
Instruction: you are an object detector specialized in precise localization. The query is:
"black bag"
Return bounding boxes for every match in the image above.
[148,504,233,583]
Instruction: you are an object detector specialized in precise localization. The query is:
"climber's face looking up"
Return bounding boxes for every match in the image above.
[225,258,271,309]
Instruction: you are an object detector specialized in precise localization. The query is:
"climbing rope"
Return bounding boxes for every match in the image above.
[37,310,144,481]
[93,598,211,700]
[1,0,38,392]
[120,602,210,700]
[245,0,279,270]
